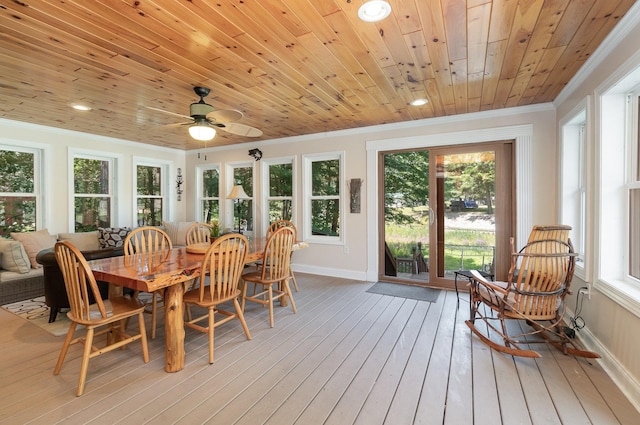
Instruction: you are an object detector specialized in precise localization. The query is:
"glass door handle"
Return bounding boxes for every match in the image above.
[429,208,435,226]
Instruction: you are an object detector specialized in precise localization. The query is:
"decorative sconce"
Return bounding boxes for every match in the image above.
[248,148,263,161]
[347,178,362,213]
[176,168,184,201]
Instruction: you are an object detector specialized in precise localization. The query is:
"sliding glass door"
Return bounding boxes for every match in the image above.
[381,141,513,289]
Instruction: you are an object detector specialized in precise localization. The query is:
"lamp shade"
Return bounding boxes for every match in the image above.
[188,123,216,141]
[226,184,250,200]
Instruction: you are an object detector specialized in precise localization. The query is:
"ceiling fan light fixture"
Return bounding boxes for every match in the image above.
[358,1,391,22]
[188,122,216,141]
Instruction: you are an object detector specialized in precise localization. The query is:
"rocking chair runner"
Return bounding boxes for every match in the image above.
[466,234,600,358]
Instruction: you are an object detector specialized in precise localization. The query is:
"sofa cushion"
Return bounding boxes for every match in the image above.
[58,231,100,251]
[98,227,131,248]
[0,238,31,273]
[162,221,195,246]
[10,229,56,269]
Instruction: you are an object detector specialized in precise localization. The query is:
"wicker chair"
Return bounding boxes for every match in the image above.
[466,228,599,358]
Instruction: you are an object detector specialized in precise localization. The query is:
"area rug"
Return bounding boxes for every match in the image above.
[366,282,440,302]
[1,297,70,336]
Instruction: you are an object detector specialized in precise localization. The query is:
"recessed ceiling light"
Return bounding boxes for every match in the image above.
[410,98,428,106]
[358,1,392,23]
[71,104,92,111]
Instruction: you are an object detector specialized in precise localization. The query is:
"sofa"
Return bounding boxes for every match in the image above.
[36,246,125,322]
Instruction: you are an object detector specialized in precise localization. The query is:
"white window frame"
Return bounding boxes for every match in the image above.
[595,63,640,313]
[70,151,116,231]
[261,156,296,235]
[0,144,43,233]
[302,151,345,244]
[560,101,588,279]
[133,159,169,227]
[196,163,221,223]
[226,161,256,235]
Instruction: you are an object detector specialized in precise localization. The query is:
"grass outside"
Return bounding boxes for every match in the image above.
[385,207,495,272]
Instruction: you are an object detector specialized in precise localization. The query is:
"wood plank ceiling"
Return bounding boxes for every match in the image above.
[0,0,635,150]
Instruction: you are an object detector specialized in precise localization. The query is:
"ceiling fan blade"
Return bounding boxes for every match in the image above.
[145,106,192,120]
[218,122,263,137]
[207,109,243,123]
[158,121,193,129]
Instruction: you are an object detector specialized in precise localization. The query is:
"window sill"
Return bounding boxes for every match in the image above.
[595,277,640,319]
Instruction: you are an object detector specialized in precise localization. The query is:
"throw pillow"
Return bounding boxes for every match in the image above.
[58,231,100,251]
[162,221,195,246]
[98,227,131,248]
[0,238,31,273]
[10,229,57,269]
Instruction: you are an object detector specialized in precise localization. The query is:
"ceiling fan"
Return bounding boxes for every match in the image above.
[147,86,263,141]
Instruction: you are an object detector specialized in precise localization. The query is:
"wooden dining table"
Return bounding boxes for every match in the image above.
[87,237,306,373]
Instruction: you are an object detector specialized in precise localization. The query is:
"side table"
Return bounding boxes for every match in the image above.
[454,269,494,307]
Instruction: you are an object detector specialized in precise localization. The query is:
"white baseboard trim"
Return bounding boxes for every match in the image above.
[291,264,370,282]
[564,308,640,412]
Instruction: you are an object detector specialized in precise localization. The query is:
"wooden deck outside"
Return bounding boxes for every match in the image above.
[1,273,638,424]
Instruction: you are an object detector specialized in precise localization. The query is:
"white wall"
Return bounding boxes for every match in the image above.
[0,118,186,235]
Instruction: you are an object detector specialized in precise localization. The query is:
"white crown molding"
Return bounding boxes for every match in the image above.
[196,103,554,154]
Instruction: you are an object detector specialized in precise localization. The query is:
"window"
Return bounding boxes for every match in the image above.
[135,163,165,226]
[262,158,294,231]
[198,165,220,223]
[73,155,113,232]
[598,67,640,309]
[629,93,640,281]
[303,152,343,242]
[0,146,40,237]
[230,164,254,233]
[561,107,587,270]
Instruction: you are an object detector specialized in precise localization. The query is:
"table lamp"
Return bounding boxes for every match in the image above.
[227,184,250,233]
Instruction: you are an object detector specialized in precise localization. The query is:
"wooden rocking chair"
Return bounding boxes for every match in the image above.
[466,230,600,358]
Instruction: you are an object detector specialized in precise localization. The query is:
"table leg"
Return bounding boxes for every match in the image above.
[454,273,460,308]
[163,284,185,373]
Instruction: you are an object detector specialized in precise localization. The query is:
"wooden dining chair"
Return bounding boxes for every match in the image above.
[242,226,297,328]
[265,219,299,292]
[183,233,251,364]
[124,226,172,339]
[53,241,149,396]
[186,222,213,245]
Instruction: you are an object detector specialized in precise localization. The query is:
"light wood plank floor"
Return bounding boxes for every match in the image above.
[1,274,638,424]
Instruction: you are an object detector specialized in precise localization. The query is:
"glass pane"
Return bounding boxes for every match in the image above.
[234,167,253,193]
[137,165,161,196]
[202,200,219,223]
[312,160,339,196]
[630,189,640,279]
[383,151,430,279]
[269,163,292,196]
[268,200,292,223]
[0,150,34,192]
[203,169,219,197]
[74,197,110,231]
[439,151,496,277]
[0,196,36,236]
[311,199,339,236]
[136,198,163,227]
[74,158,109,194]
